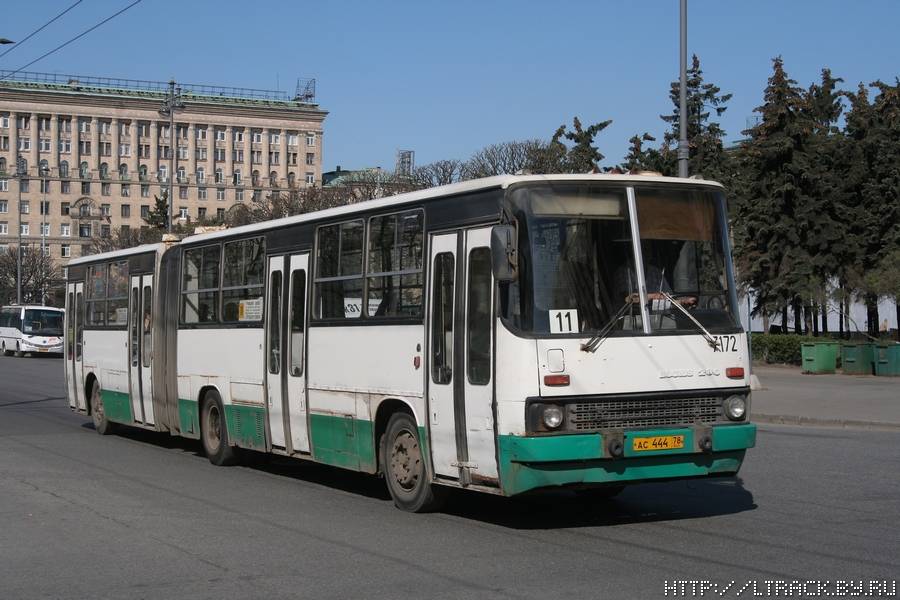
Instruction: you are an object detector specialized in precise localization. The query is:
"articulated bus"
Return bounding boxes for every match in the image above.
[64,174,756,512]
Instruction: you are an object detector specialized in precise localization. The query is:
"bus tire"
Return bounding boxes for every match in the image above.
[201,391,237,466]
[1,342,10,356]
[14,343,23,358]
[381,412,445,513]
[90,378,115,435]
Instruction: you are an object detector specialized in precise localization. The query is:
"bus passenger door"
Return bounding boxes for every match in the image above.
[265,256,287,450]
[284,253,310,453]
[462,227,498,483]
[65,285,76,409]
[127,275,155,424]
[427,232,460,479]
[72,282,87,412]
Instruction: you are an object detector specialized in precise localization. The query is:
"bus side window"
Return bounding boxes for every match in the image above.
[75,292,83,360]
[289,270,306,377]
[130,288,139,366]
[142,286,152,368]
[268,271,283,374]
[431,252,454,385]
[67,292,74,359]
[467,247,492,385]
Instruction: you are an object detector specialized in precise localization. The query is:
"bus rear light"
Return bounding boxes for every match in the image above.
[544,374,570,386]
[726,367,744,379]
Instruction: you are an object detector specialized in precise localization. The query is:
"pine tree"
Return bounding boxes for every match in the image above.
[550,117,612,173]
[144,193,170,230]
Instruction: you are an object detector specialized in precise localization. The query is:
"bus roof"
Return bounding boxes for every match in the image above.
[67,243,167,266]
[182,174,724,245]
[1,305,64,311]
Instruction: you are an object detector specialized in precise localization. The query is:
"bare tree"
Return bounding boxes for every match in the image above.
[460,139,563,179]
[0,244,60,305]
[413,159,465,187]
[90,226,164,254]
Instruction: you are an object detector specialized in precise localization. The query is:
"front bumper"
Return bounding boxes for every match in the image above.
[21,343,63,354]
[497,423,756,496]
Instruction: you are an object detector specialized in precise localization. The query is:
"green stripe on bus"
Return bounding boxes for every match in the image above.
[310,414,376,473]
[178,398,200,438]
[497,424,756,496]
[100,389,133,424]
[224,404,266,450]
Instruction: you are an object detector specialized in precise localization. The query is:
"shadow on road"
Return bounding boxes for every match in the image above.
[92,423,756,528]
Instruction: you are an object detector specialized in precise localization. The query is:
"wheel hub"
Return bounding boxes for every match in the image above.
[390,431,421,491]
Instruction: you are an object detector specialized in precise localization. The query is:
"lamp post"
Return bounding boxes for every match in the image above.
[677,0,689,178]
[15,155,26,304]
[158,80,184,233]
[39,163,49,305]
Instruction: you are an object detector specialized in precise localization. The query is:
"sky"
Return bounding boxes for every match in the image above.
[2,0,898,171]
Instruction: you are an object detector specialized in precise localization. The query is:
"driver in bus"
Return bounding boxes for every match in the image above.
[614,260,697,307]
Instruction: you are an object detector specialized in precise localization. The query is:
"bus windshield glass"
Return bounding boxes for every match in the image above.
[634,187,738,332]
[505,184,640,335]
[23,309,64,336]
[504,183,738,336]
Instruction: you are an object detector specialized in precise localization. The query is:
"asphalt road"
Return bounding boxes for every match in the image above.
[1,356,898,600]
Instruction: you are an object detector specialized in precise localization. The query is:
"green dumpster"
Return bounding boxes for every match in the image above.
[874,344,900,377]
[841,343,875,375]
[802,342,839,374]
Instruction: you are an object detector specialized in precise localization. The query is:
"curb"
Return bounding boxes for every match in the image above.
[754,413,900,431]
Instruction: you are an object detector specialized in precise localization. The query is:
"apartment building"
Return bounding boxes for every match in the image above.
[0,71,327,263]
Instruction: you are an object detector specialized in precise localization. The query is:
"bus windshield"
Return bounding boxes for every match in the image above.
[23,309,64,336]
[504,183,738,336]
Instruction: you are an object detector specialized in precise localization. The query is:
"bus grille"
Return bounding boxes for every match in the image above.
[568,396,722,430]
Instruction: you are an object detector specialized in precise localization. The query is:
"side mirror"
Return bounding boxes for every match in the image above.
[490,224,517,283]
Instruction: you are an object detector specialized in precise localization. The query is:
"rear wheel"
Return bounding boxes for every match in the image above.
[381,412,445,512]
[201,391,237,466]
[90,379,115,435]
[13,342,23,358]
[1,342,9,356]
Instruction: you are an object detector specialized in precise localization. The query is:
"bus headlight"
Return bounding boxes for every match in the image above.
[542,405,564,429]
[723,395,747,421]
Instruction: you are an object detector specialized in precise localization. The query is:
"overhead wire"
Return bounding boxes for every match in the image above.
[0,0,85,61]
[0,0,144,82]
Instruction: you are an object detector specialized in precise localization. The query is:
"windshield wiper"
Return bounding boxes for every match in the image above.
[581,297,635,353]
[659,291,718,349]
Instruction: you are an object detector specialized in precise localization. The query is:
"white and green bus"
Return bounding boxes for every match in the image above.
[64,174,756,512]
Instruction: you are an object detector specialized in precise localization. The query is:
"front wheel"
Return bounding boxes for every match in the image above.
[201,391,237,466]
[90,379,115,435]
[13,343,23,358]
[381,412,445,512]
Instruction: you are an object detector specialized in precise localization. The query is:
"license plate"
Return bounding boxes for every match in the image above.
[632,435,684,452]
[38,348,49,352]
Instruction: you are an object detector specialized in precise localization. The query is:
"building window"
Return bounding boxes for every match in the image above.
[18,115,30,129]
[78,119,90,133]
[214,168,223,184]
[121,184,131,197]
[216,188,225,201]
[251,150,262,164]
[61,203,70,216]
[100,142,112,156]
[101,183,111,196]
[39,117,51,131]
[196,167,205,183]
[78,140,90,154]
[215,128,226,142]
[251,130,262,144]
[158,145,171,160]
[0,179,6,192]
[100,121,111,134]
[100,224,110,238]
[39,138,51,152]
[306,172,315,185]
[18,138,31,151]
[119,163,129,180]
[141,184,150,197]
[0,222,6,234]
[288,173,296,188]
[140,205,150,219]
[268,132,280,145]
[215,148,225,162]
[79,204,91,217]
[158,165,168,182]
[40,223,50,236]
[0,201,7,213]
[270,152,280,165]
[58,139,71,154]
[179,207,188,219]
[269,172,278,187]
[20,179,30,193]
[20,200,29,214]
[61,180,71,194]
[139,144,150,158]
[119,121,130,136]
[198,207,207,220]
[176,166,186,183]
[251,170,260,187]
[61,244,71,258]
[138,165,148,181]
[233,130,244,143]
[196,147,207,160]
[101,204,111,216]
[40,200,50,215]
[233,169,242,185]
[99,163,110,180]
[235,188,244,202]
[60,118,71,133]
[217,208,225,221]
[61,223,71,236]
[232,149,244,163]
[0,136,8,151]
[177,146,188,160]
[198,187,207,200]
[176,125,188,139]
[196,127,207,140]
[58,161,69,178]
[121,205,130,218]
[0,113,8,128]
[119,143,131,157]
[306,153,315,166]
[79,224,91,238]
[160,124,171,139]
[139,122,150,137]
[40,180,51,194]
[288,152,298,165]
[287,133,298,146]
[179,186,187,200]
[21,223,30,236]
[307,132,316,146]
[81,181,91,194]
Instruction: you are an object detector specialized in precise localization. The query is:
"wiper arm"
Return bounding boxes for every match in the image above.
[659,291,718,349]
[582,297,635,353]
